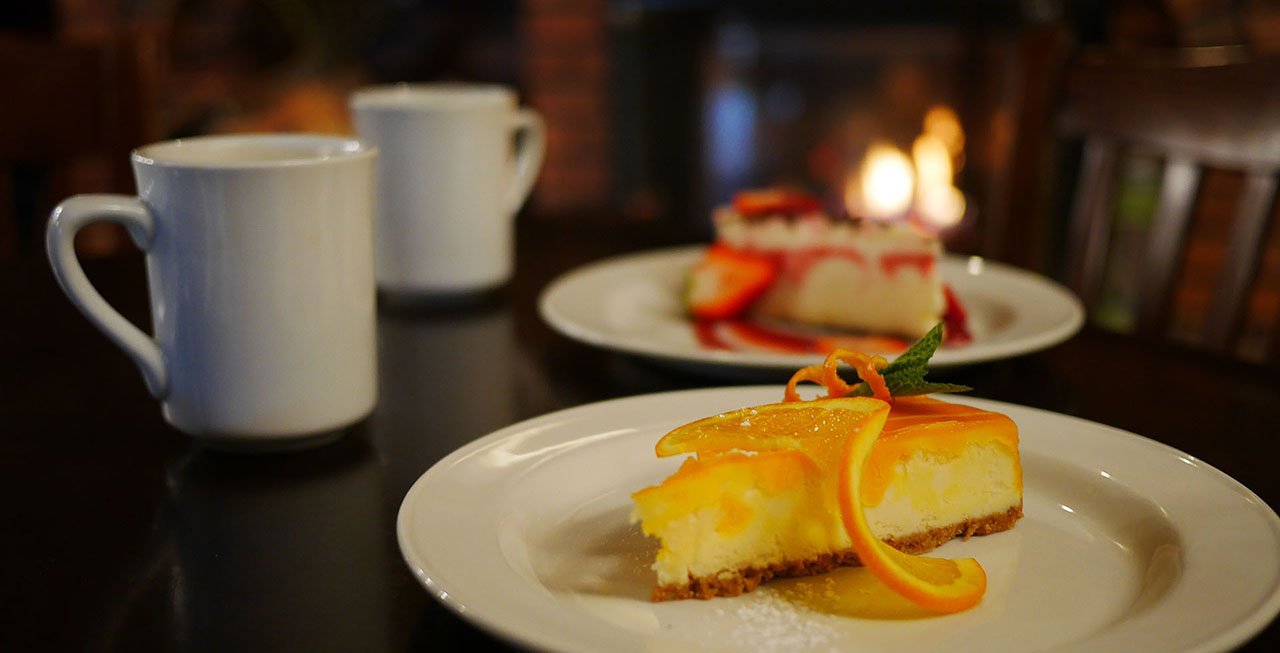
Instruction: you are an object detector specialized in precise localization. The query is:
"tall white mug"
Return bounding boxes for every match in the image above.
[351,83,546,296]
[46,134,379,451]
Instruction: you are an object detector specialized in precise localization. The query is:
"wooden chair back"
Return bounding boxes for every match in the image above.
[1058,51,1280,362]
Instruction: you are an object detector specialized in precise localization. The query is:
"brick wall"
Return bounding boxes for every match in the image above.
[519,0,612,215]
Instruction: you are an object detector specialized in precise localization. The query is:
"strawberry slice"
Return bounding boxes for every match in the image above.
[732,188,823,217]
[685,244,778,320]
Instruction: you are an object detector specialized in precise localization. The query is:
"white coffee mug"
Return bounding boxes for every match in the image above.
[351,83,546,295]
[46,134,379,450]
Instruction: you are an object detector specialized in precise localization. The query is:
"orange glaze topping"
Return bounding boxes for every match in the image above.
[859,397,1020,506]
[632,450,820,533]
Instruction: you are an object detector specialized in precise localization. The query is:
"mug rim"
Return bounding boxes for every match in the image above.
[350,82,517,111]
[131,133,377,169]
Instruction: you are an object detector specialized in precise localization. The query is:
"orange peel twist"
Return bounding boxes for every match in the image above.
[784,348,890,402]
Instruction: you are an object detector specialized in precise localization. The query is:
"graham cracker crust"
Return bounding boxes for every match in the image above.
[650,505,1022,601]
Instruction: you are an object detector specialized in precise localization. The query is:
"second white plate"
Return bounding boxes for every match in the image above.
[538,245,1084,372]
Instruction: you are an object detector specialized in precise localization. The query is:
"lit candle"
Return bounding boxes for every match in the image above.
[854,142,914,220]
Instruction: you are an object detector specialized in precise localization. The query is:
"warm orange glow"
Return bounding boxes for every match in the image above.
[917,185,966,229]
[912,132,965,229]
[923,105,964,158]
[911,134,952,188]
[842,105,967,231]
[853,143,915,220]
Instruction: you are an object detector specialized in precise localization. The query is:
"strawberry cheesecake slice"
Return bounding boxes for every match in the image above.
[711,192,945,339]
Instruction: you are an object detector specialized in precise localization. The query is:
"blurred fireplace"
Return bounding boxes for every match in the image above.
[608,2,1065,253]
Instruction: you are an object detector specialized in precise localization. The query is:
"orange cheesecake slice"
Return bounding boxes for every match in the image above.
[630,396,1022,601]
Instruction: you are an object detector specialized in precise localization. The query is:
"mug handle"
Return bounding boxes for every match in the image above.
[46,194,168,399]
[506,107,547,215]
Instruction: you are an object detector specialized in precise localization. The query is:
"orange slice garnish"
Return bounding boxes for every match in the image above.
[785,348,891,403]
[836,404,987,613]
[654,397,888,461]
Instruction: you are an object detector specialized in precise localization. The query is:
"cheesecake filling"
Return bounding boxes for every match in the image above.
[867,441,1021,540]
[632,451,846,588]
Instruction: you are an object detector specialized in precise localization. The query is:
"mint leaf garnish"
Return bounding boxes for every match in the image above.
[847,323,970,398]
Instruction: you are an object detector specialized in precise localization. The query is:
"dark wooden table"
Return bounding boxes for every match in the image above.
[3,220,1278,652]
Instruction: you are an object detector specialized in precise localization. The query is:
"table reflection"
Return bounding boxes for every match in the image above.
[372,298,531,489]
[94,433,390,652]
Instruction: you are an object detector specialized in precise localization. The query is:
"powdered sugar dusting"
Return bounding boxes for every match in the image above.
[723,589,840,653]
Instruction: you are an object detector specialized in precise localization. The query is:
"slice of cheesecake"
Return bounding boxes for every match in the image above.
[712,203,945,340]
[630,396,1021,601]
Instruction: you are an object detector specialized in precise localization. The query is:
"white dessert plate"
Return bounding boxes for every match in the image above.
[398,387,1280,653]
[538,245,1084,373]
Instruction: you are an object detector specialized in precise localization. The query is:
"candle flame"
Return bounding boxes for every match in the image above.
[912,133,952,188]
[913,132,964,228]
[917,184,966,228]
[923,105,964,158]
[853,142,914,221]
[841,105,967,231]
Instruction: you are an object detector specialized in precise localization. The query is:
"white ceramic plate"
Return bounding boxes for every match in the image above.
[398,388,1280,653]
[538,246,1084,372]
